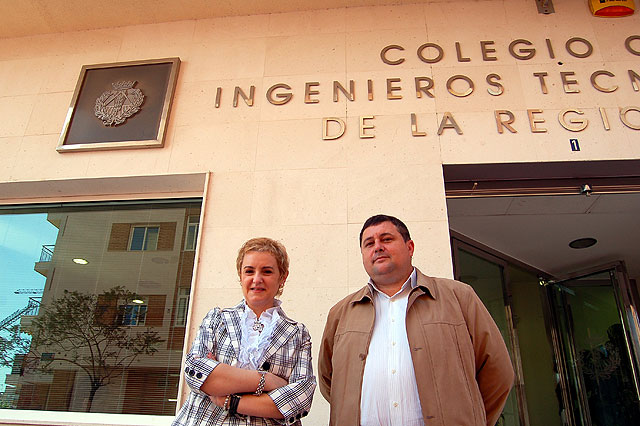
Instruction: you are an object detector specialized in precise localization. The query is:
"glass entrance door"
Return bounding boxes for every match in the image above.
[453,245,529,426]
[548,266,640,426]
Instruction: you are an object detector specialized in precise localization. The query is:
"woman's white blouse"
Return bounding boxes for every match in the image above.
[237,300,282,370]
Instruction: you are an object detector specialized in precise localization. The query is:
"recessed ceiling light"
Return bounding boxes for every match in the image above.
[569,237,597,249]
[72,258,89,265]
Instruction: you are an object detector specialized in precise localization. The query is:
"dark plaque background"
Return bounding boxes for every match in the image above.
[64,62,173,145]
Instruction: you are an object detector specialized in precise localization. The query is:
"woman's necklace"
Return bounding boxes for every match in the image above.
[252,318,264,333]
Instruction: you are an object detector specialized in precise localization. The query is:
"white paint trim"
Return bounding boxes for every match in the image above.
[0,410,172,426]
[175,171,211,410]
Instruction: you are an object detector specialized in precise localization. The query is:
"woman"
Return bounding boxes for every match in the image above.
[172,238,316,426]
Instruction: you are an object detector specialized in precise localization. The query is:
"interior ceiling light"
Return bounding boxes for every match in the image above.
[132,299,144,304]
[72,258,89,265]
[569,237,597,249]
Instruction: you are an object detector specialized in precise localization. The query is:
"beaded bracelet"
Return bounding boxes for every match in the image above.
[255,372,266,395]
[223,395,231,411]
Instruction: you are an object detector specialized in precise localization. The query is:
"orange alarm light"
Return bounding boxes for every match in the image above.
[589,0,635,17]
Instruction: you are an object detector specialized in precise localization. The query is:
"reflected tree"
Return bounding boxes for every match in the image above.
[0,324,31,369]
[24,286,164,412]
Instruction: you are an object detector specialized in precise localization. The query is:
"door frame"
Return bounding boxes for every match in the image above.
[445,160,640,426]
[451,235,538,426]
[545,261,640,426]
[451,235,640,426]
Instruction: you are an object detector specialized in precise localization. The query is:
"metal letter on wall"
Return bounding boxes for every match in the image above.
[57,57,181,153]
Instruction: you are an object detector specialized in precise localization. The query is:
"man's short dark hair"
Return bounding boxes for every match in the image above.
[359,214,411,245]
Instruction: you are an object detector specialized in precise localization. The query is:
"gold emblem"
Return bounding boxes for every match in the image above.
[94,80,144,126]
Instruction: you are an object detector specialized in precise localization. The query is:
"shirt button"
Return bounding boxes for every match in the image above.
[392,341,396,346]
[393,402,398,407]
[392,369,396,374]
[391,318,395,322]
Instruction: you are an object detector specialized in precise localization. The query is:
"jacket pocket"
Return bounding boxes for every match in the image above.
[421,323,485,426]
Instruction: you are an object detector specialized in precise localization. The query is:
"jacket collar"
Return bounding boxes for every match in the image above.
[415,268,438,300]
[222,300,246,312]
[351,267,438,304]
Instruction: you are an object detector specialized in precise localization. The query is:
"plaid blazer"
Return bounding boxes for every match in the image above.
[172,301,316,426]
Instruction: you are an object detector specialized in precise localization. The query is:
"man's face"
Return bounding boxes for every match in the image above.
[360,221,414,287]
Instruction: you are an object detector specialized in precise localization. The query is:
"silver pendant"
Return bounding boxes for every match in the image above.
[252,320,264,333]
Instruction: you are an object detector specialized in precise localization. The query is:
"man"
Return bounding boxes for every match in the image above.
[319,214,514,426]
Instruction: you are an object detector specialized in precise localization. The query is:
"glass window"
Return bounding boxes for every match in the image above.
[175,288,190,327]
[130,226,160,251]
[0,200,200,415]
[184,216,199,251]
[118,303,148,326]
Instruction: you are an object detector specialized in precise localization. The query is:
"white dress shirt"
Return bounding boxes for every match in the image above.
[360,268,424,426]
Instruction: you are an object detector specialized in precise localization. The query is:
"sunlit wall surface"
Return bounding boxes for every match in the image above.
[0,200,201,414]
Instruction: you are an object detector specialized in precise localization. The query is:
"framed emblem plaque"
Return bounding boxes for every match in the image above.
[57,57,180,152]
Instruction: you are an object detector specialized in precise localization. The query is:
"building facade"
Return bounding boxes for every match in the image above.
[0,0,639,425]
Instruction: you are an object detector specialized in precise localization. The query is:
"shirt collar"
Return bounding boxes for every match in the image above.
[242,298,282,319]
[367,267,417,299]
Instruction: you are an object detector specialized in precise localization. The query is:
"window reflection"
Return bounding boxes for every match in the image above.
[0,201,200,415]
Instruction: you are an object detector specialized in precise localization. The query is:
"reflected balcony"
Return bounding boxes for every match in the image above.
[34,244,54,277]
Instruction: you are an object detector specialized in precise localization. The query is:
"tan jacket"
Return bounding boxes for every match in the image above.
[319,269,514,426]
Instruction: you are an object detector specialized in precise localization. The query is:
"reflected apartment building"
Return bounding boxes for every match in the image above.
[3,202,200,415]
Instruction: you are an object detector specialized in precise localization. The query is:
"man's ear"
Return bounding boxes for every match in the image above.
[407,239,415,256]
